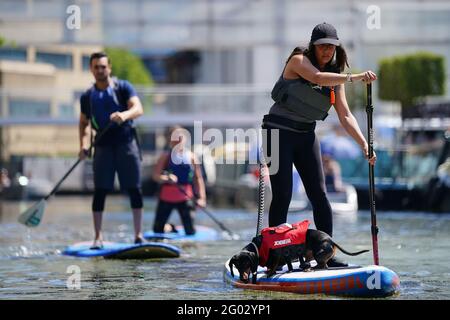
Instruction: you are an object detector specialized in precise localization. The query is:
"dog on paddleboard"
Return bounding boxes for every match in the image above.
[229,221,369,284]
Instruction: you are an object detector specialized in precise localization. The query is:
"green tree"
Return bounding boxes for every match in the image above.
[105,47,154,86]
[378,52,446,117]
[0,36,17,47]
[105,47,154,113]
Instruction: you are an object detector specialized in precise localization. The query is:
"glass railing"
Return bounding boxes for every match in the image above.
[339,142,445,188]
[0,85,273,125]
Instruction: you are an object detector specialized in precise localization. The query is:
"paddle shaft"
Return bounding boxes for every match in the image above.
[18,122,117,227]
[44,158,82,200]
[366,83,380,265]
[173,183,237,237]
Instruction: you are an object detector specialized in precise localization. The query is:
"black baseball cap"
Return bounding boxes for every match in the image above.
[310,22,340,46]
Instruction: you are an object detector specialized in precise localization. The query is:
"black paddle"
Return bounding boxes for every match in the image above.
[366,83,379,265]
[18,122,114,227]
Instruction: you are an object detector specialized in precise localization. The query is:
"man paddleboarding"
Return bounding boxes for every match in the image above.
[79,52,144,249]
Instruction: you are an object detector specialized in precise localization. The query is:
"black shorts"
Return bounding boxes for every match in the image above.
[93,140,141,190]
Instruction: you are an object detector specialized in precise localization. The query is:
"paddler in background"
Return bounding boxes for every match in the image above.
[152,125,207,235]
[322,151,345,193]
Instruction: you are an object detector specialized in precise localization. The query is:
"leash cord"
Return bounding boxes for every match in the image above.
[256,150,266,236]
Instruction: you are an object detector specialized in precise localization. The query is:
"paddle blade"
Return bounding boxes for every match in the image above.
[18,200,46,227]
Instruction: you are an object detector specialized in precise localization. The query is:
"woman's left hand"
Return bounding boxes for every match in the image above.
[362,143,377,166]
[196,198,207,208]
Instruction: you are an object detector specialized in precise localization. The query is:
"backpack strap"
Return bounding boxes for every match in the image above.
[111,78,143,160]
[110,77,123,108]
[86,86,96,157]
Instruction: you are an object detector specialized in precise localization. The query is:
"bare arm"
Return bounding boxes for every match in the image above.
[124,96,144,120]
[152,152,176,183]
[334,84,376,165]
[192,154,206,206]
[110,95,144,124]
[285,55,376,87]
[78,113,91,159]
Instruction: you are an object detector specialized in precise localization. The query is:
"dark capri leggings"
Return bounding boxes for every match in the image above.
[263,126,333,236]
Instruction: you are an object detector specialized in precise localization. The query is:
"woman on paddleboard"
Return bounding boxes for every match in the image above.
[152,126,206,235]
[262,22,377,267]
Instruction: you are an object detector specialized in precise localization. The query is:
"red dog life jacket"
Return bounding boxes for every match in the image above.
[258,220,310,267]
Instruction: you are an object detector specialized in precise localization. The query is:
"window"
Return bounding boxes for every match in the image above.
[73,90,85,104]
[0,47,27,62]
[0,0,27,15]
[9,99,50,118]
[82,55,91,71]
[58,104,74,118]
[36,52,73,70]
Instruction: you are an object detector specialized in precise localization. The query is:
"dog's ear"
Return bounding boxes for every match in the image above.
[229,255,238,277]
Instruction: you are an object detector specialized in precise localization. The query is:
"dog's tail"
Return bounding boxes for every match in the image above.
[332,241,369,256]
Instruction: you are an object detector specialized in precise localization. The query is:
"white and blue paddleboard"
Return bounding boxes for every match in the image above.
[63,241,181,259]
[224,259,400,297]
[143,225,219,242]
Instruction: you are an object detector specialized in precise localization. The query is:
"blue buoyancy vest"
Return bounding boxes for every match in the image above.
[166,150,194,185]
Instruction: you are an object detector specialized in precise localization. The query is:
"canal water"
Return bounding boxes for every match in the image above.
[0,196,449,300]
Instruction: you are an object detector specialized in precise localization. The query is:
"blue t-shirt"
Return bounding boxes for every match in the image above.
[80,79,137,146]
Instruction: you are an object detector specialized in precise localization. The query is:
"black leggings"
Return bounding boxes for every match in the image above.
[153,200,196,235]
[263,126,333,236]
[92,188,143,212]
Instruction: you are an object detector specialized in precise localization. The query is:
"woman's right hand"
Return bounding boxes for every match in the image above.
[354,70,377,83]
[160,170,178,184]
[165,173,178,184]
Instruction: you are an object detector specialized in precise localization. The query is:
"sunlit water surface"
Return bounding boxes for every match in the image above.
[0,196,449,300]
